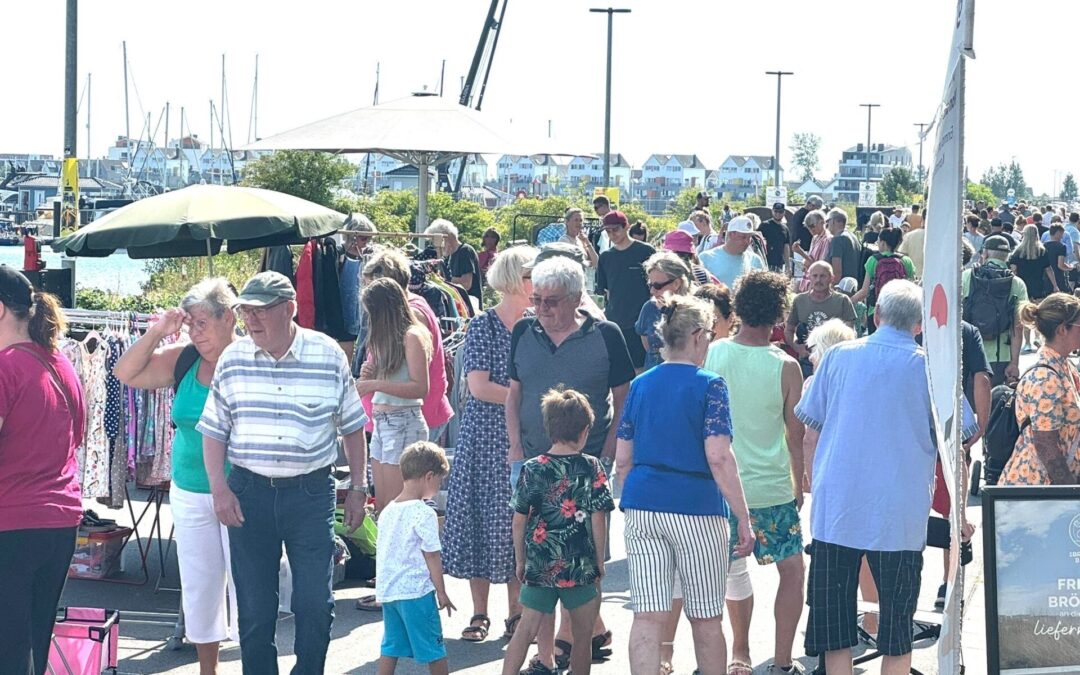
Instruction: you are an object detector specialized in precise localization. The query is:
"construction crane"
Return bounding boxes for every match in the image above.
[443,0,510,195]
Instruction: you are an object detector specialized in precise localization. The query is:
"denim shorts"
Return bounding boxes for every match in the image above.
[381,591,446,664]
[370,408,428,465]
[728,500,803,565]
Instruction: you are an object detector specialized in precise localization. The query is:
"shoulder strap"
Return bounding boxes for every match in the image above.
[1018,363,1062,433]
[173,343,201,394]
[9,344,76,417]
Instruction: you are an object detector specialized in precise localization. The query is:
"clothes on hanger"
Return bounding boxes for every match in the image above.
[295,241,317,328]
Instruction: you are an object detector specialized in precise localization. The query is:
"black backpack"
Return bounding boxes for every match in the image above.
[856,243,875,287]
[963,265,1017,339]
[172,343,200,393]
[983,364,1057,479]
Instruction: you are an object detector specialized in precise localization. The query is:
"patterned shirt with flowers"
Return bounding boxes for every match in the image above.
[510,453,615,588]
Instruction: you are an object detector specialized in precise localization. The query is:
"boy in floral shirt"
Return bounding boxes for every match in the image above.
[502,388,615,675]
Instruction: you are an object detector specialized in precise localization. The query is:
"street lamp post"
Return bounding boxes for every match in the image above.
[860,103,881,188]
[765,71,793,190]
[913,122,928,185]
[591,7,631,189]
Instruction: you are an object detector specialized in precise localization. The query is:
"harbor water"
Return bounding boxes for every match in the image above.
[0,247,149,295]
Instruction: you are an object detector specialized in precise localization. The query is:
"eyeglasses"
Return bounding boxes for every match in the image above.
[648,278,676,291]
[236,300,286,319]
[529,294,566,308]
[186,317,213,333]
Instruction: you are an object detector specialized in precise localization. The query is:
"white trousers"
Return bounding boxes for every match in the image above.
[170,484,239,644]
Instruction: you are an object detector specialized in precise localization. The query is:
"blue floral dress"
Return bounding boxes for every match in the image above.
[442,309,516,582]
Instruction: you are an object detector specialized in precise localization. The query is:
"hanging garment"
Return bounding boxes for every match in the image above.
[262,245,295,282]
[316,238,347,339]
[295,241,316,328]
[80,337,110,499]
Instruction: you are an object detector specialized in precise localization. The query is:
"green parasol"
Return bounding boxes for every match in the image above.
[51,184,348,262]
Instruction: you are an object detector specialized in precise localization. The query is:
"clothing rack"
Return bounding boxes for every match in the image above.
[64,309,156,331]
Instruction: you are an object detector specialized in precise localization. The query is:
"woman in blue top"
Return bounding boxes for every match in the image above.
[114,278,238,675]
[634,252,695,371]
[617,294,753,675]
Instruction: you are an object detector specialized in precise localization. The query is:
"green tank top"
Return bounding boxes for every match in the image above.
[372,362,423,407]
[170,358,229,493]
[703,340,794,509]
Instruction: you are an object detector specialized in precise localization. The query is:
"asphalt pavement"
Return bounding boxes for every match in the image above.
[60,461,992,675]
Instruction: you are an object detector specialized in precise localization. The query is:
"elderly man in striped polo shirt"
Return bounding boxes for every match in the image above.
[199,271,369,675]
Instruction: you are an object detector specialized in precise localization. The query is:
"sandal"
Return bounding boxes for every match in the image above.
[503,613,522,639]
[554,639,573,670]
[728,660,753,675]
[461,614,490,642]
[355,595,382,611]
[591,630,613,662]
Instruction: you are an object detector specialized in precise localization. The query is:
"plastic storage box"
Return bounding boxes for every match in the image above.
[68,527,131,580]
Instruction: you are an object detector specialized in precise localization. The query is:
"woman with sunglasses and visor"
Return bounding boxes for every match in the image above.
[635,252,696,372]
[114,278,239,675]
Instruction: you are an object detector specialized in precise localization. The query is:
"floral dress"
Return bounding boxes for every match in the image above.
[442,309,518,582]
[509,453,614,587]
[1002,347,1080,485]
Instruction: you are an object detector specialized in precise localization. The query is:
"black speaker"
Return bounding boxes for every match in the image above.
[22,268,74,308]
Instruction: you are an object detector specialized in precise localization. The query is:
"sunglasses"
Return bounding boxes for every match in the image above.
[529,294,566,308]
[648,278,676,291]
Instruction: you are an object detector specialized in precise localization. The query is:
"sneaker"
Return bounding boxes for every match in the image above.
[520,658,558,675]
[935,583,947,609]
[769,663,807,674]
[1022,344,1036,354]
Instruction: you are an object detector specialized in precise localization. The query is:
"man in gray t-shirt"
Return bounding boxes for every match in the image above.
[785,261,856,370]
[826,208,862,283]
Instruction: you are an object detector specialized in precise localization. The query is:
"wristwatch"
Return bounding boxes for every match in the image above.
[348,484,370,495]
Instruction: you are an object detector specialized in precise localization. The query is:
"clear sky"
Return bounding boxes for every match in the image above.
[4,0,1073,194]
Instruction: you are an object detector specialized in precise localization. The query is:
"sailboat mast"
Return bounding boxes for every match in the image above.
[86,73,91,161]
[122,42,130,144]
[253,54,259,142]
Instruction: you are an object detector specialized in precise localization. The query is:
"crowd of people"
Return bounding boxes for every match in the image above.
[0,189,1078,675]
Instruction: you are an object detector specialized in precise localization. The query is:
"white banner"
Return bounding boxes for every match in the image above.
[922,1,975,674]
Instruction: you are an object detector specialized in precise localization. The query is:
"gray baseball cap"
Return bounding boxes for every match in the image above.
[234,271,296,307]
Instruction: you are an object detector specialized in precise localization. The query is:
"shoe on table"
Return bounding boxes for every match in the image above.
[935,583,947,609]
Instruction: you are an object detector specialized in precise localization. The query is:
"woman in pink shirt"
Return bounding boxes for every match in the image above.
[0,266,86,674]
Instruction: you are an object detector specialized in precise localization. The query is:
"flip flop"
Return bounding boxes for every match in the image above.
[355,595,382,612]
[461,614,490,642]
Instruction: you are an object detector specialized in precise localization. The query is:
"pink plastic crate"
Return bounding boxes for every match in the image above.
[47,607,118,675]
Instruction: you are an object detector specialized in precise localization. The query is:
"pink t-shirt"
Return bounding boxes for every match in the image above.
[361,295,454,432]
[0,342,85,531]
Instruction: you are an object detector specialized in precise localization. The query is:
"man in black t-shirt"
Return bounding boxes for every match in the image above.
[759,203,791,273]
[789,194,822,251]
[425,218,483,304]
[595,210,655,370]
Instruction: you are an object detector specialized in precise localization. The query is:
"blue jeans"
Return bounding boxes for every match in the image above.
[227,466,336,675]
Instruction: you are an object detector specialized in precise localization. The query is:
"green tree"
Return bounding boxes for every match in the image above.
[241,150,355,208]
[966,181,997,205]
[789,132,821,182]
[879,167,920,205]
[980,161,1028,201]
[1062,173,1078,202]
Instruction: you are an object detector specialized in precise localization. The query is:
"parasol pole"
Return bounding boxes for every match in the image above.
[416,158,429,233]
[206,238,214,275]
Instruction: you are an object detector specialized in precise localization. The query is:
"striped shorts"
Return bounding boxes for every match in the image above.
[624,509,729,619]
